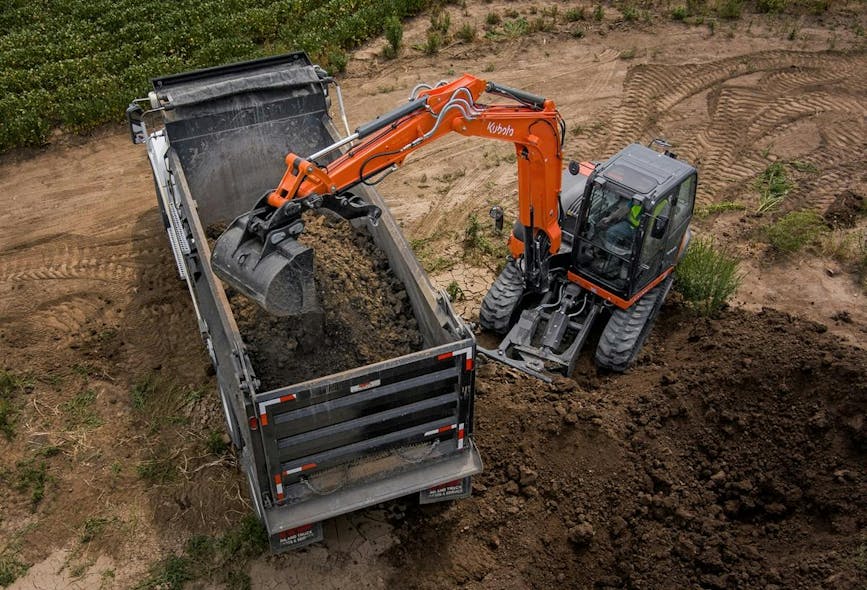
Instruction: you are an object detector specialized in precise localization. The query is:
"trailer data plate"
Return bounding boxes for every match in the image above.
[269,521,324,551]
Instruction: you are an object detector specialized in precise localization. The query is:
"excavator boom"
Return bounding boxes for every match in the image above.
[212,75,566,316]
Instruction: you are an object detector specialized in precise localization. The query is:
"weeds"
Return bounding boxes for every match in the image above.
[619,48,637,59]
[446,281,465,301]
[464,213,510,271]
[0,549,28,586]
[675,237,741,316]
[383,16,403,59]
[81,517,110,543]
[11,458,49,510]
[206,429,229,456]
[422,31,442,55]
[756,161,793,213]
[0,370,27,440]
[137,448,178,484]
[695,201,746,217]
[409,237,456,273]
[456,22,477,42]
[764,210,827,253]
[671,5,689,19]
[565,7,586,21]
[593,5,605,21]
[717,0,743,19]
[430,7,451,35]
[485,11,501,26]
[62,389,102,429]
[790,160,819,173]
[504,17,530,37]
[135,515,267,590]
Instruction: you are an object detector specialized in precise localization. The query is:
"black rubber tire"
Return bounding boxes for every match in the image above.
[595,276,673,372]
[479,259,525,335]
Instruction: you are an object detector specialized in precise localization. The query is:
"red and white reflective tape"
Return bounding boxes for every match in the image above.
[274,473,285,502]
[257,393,296,426]
[424,423,457,437]
[350,379,381,393]
[284,462,317,476]
[437,346,474,371]
[457,422,465,449]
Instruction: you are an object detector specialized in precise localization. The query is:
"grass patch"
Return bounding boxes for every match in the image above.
[503,17,530,37]
[81,517,110,543]
[9,457,49,510]
[0,550,28,587]
[409,237,456,273]
[485,11,501,26]
[62,389,102,429]
[764,210,827,253]
[695,200,746,217]
[137,448,178,484]
[464,213,510,271]
[756,161,793,213]
[0,370,28,440]
[675,237,741,316]
[456,22,477,43]
[565,7,586,21]
[135,515,268,590]
[205,429,230,456]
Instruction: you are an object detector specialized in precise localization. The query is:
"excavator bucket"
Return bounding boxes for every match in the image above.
[150,52,336,316]
[210,211,318,316]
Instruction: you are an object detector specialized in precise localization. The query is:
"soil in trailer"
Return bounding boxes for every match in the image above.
[208,214,424,390]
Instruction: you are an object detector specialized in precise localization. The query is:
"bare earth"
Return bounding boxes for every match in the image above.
[1,2,865,589]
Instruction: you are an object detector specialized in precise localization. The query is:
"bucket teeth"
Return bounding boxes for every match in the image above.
[211,213,319,317]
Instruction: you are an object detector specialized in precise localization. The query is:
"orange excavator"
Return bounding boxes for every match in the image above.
[212,74,697,380]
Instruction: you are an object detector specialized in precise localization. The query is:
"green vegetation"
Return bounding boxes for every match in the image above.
[205,429,230,456]
[0,548,28,586]
[565,7,586,21]
[62,389,102,429]
[137,447,178,484]
[756,161,793,213]
[446,281,465,301]
[0,0,436,153]
[504,17,531,37]
[456,22,477,43]
[135,515,268,590]
[764,210,827,253]
[383,16,404,59]
[409,237,455,273]
[675,237,742,316]
[671,5,689,19]
[10,458,49,510]
[695,200,747,217]
[485,11,502,26]
[0,370,28,440]
[593,5,606,21]
[464,213,510,271]
[81,517,110,543]
[422,31,443,55]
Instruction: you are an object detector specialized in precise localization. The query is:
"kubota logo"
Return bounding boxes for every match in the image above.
[486,122,514,137]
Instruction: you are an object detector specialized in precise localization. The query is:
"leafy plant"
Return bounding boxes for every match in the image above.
[675,237,741,316]
[764,210,827,253]
[383,16,403,59]
[446,281,465,301]
[456,22,477,42]
[756,161,793,213]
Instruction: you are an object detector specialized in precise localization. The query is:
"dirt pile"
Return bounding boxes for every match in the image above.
[388,306,867,589]
[209,214,424,390]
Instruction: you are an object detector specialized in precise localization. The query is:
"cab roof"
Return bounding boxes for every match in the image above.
[597,143,696,203]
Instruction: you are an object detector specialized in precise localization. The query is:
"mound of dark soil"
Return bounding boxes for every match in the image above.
[209,214,424,390]
[388,307,867,589]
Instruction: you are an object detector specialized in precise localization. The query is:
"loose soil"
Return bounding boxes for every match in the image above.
[1,3,865,589]
[207,215,424,390]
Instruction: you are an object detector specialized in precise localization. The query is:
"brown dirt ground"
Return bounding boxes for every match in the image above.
[1,2,866,589]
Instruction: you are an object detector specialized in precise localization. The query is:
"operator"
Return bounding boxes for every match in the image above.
[598,198,642,246]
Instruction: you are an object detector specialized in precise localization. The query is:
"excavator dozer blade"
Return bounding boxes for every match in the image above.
[211,213,318,317]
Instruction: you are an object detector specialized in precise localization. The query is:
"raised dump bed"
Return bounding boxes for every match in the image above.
[128,52,482,551]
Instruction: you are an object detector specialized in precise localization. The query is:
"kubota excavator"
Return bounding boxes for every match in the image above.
[212,74,696,380]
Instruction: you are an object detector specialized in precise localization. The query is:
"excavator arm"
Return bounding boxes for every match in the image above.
[212,75,566,316]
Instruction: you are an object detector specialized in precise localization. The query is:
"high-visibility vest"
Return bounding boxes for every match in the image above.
[628,203,642,227]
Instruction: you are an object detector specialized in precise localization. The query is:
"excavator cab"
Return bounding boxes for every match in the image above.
[480,143,696,380]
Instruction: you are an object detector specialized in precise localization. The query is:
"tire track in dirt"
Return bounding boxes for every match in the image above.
[605,50,866,212]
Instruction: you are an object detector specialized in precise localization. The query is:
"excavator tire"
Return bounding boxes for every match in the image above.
[595,275,674,372]
[480,259,524,335]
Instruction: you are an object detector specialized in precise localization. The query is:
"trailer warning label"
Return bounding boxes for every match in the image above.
[419,477,472,504]
[273,522,323,550]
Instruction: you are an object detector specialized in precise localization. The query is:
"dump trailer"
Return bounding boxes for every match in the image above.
[127,52,482,551]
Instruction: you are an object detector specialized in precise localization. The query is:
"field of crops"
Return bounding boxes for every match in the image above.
[0,0,430,153]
